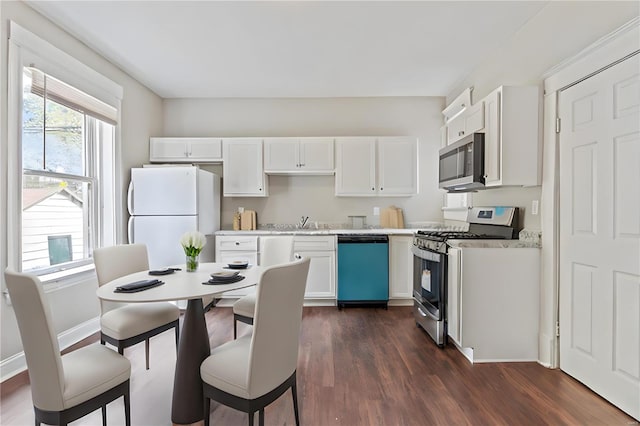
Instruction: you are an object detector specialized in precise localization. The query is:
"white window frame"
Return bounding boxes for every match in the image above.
[7,22,123,284]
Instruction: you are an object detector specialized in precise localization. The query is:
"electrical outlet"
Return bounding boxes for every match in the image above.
[373,207,380,216]
[532,200,539,215]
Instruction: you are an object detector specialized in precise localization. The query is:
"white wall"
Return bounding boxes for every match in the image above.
[163,97,445,228]
[0,1,163,370]
[445,1,639,367]
[446,1,639,231]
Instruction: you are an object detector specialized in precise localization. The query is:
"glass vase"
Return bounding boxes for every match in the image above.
[186,254,199,272]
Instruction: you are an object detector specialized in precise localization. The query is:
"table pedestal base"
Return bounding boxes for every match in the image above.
[171,299,210,425]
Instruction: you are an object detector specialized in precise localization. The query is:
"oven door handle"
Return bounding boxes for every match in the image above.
[413,298,440,321]
[411,245,443,261]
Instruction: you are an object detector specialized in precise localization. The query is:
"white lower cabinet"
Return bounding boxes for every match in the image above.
[389,236,413,303]
[447,246,540,363]
[293,236,336,300]
[215,236,259,297]
[215,234,336,302]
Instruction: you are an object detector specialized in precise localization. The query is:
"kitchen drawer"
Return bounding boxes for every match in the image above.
[216,236,258,251]
[293,236,336,252]
[216,251,258,266]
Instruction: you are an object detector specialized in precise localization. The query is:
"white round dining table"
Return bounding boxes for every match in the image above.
[96,262,263,425]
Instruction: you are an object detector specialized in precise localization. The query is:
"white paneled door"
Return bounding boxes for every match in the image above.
[559,53,640,420]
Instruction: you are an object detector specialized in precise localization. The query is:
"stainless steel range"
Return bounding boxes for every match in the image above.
[412,207,520,346]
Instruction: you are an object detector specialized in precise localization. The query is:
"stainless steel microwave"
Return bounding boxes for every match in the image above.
[438,132,485,192]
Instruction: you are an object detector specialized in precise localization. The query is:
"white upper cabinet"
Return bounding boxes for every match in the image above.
[335,137,376,196]
[480,86,540,187]
[335,137,417,197]
[222,138,268,197]
[440,125,448,149]
[149,137,222,163]
[377,137,418,196]
[264,137,334,174]
[299,137,335,173]
[445,101,485,145]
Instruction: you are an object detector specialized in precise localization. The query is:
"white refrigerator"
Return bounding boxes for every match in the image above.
[127,166,220,269]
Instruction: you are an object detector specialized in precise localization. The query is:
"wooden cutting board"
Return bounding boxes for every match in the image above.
[381,206,404,228]
[395,208,404,228]
[380,207,393,228]
[240,210,257,230]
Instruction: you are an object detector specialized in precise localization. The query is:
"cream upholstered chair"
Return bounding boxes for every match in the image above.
[201,257,310,426]
[232,236,295,338]
[93,244,180,370]
[4,269,131,426]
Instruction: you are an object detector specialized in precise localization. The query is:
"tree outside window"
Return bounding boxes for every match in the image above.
[21,68,114,275]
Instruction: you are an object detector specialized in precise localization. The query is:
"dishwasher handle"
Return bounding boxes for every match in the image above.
[337,235,389,244]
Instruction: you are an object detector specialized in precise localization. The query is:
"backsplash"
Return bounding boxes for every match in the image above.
[519,229,542,246]
[257,221,448,231]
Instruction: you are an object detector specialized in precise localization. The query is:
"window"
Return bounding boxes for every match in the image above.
[7,22,123,282]
[20,68,116,276]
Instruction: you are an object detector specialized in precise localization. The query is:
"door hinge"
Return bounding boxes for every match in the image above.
[555,321,560,337]
[555,117,561,134]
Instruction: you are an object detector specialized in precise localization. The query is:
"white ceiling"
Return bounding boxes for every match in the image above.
[26,1,549,99]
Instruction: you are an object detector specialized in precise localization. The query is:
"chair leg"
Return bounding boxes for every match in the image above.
[203,396,211,426]
[145,338,150,370]
[234,319,238,340]
[259,408,265,426]
[292,381,300,426]
[248,411,254,426]
[124,386,131,426]
[102,405,107,426]
[174,323,180,351]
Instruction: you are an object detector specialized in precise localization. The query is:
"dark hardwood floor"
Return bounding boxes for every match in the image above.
[1,306,634,425]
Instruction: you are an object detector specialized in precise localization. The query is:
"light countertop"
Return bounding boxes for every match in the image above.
[214,228,419,236]
[215,221,450,236]
[447,240,541,249]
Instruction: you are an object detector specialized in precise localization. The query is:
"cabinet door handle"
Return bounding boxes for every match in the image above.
[380,187,383,191]
[235,241,240,246]
[372,187,375,191]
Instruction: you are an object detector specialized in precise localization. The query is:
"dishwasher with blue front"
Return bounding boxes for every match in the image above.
[337,234,389,308]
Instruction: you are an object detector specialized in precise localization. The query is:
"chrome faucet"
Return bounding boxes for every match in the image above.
[298,216,309,229]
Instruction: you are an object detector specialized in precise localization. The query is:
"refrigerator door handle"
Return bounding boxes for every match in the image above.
[128,216,134,244]
[127,181,134,216]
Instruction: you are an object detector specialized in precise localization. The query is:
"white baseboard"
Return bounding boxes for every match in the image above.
[538,332,558,369]
[1,316,100,382]
[388,299,413,306]
[214,298,338,308]
[303,299,336,307]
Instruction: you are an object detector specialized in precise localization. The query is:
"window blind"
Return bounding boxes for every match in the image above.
[27,67,118,125]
